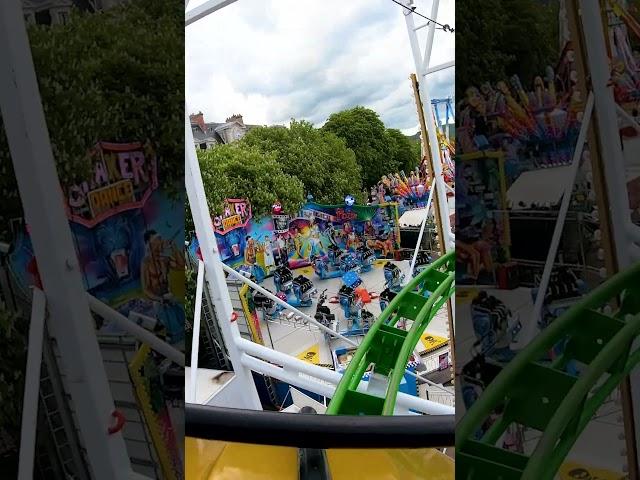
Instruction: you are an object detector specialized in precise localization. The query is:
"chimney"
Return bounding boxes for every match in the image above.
[190,111,206,132]
[225,113,244,125]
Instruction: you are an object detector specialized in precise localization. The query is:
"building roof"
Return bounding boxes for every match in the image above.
[190,113,262,144]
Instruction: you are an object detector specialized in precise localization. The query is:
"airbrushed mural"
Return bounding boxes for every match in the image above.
[9,142,185,345]
[189,199,401,278]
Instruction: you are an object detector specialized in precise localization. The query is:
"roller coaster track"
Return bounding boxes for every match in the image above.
[326,251,455,416]
[457,262,640,479]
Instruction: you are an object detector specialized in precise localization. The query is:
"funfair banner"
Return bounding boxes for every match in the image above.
[65,142,158,228]
[189,199,401,278]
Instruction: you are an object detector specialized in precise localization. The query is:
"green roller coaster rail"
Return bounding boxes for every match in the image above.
[457,262,640,480]
[326,251,455,416]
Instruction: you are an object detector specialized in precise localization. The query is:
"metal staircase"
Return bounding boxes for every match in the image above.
[38,330,90,479]
[201,286,231,371]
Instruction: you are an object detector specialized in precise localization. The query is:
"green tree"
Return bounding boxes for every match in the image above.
[198,144,305,218]
[242,120,365,204]
[0,0,182,239]
[457,0,558,98]
[386,129,420,173]
[322,107,397,189]
[410,138,423,164]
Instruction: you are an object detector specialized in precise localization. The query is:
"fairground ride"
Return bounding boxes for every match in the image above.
[457,0,640,477]
[185,0,457,477]
[0,1,187,479]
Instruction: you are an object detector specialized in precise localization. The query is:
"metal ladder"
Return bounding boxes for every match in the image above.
[38,330,90,479]
[201,286,231,371]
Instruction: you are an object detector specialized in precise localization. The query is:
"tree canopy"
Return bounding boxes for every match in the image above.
[198,144,305,219]
[386,128,420,173]
[456,0,558,99]
[242,120,365,204]
[322,106,398,189]
[0,0,182,239]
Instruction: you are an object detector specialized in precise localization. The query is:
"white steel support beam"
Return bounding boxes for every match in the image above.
[188,260,205,403]
[581,0,633,270]
[581,0,640,471]
[87,294,185,366]
[0,1,134,478]
[422,0,440,74]
[185,111,262,410]
[426,60,455,75]
[18,288,46,480]
[237,338,454,415]
[185,0,239,26]
[402,0,454,253]
[522,92,594,345]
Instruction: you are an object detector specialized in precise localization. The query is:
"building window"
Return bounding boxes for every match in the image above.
[58,11,69,25]
[199,143,207,150]
[35,9,52,26]
[24,13,34,24]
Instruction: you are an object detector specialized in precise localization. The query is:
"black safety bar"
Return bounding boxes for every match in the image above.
[185,404,455,449]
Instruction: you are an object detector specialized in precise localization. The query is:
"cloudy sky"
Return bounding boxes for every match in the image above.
[186,0,454,135]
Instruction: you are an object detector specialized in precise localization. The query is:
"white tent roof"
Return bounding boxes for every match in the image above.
[398,197,455,228]
[399,208,431,227]
[507,166,573,209]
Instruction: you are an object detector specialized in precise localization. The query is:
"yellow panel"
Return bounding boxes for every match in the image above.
[327,448,454,480]
[185,439,298,480]
[296,343,320,364]
[421,333,449,352]
[559,461,625,480]
[186,439,454,480]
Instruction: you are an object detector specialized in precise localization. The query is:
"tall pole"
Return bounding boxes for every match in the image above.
[573,0,638,474]
[403,2,454,250]
[403,0,455,383]
[411,74,455,382]
[185,112,262,410]
[0,1,134,477]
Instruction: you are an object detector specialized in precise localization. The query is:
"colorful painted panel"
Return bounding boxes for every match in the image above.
[9,142,184,345]
[189,200,401,279]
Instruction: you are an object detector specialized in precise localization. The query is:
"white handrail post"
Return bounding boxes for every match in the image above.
[522,92,595,345]
[86,294,185,366]
[188,260,205,403]
[184,111,262,410]
[18,288,46,480]
[409,187,435,277]
[403,0,454,253]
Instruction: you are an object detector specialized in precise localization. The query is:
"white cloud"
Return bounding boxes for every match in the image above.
[186,0,454,134]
